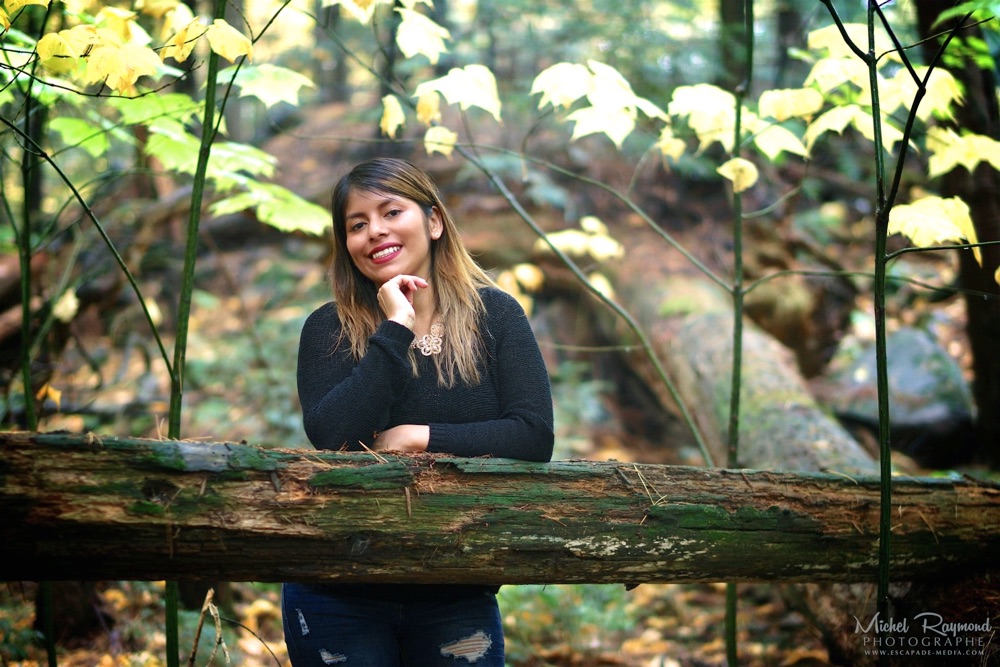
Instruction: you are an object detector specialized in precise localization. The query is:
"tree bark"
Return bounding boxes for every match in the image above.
[2,430,999,585]
[914,2,1000,466]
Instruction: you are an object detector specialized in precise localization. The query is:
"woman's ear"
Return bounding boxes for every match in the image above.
[429,207,444,240]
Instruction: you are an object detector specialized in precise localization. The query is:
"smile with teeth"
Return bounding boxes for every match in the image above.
[371,245,401,260]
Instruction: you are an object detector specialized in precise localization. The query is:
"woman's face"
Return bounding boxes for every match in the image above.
[343,188,443,287]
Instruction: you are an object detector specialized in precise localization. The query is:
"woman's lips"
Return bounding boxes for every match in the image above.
[370,245,401,263]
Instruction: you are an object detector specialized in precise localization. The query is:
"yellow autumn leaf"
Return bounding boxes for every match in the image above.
[380,94,405,138]
[717,157,758,193]
[395,8,450,65]
[803,56,869,95]
[0,7,9,30]
[423,125,457,157]
[580,215,608,236]
[926,126,1000,178]
[5,0,48,13]
[37,25,98,61]
[537,229,590,257]
[753,122,809,160]
[96,6,141,43]
[807,23,899,62]
[323,0,381,24]
[160,18,206,63]
[206,19,252,63]
[669,84,737,153]
[531,62,592,109]
[919,67,963,121]
[656,125,687,162]
[524,61,662,150]
[84,42,162,91]
[670,83,735,117]
[35,383,62,410]
[512,263,545,292]
[415,92,440,125]
[227,63,315,108]
[538,61,664,148]
[847,111,905,153]
[136,0,180,20]
[496,270,534,316]
[158,2,195,41]
[588,272,615,301]
[534,218,623,262]
[802,103,904,154]
[52,290,80,323]
[414,64,501,122]
[758,88,823,122]
[587,60,666,120]
[566,104,635,147]
[889,196,982,265]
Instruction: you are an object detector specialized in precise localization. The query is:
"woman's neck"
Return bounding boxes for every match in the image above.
[411,286,438,332]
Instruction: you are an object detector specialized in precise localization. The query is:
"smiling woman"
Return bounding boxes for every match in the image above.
[282,157,555,666]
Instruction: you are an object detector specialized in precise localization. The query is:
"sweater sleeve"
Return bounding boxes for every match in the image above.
[426,289,554,462]
[297,304,415,450]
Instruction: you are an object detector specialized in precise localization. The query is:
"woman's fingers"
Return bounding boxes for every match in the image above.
[378,275,428,327]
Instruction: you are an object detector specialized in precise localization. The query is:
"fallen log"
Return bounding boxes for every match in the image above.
[2,431,999,584]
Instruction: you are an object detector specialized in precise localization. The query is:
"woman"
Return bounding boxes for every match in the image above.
[283,157,554,666]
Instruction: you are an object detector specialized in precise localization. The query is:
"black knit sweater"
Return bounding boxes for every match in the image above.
[294,287,553,601]
[297,287,554,462]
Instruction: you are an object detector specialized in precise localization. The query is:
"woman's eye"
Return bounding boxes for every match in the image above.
[386,209,401,218]
[349,221,366,232]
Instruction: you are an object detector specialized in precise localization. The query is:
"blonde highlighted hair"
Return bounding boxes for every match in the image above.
[329,157,496,387]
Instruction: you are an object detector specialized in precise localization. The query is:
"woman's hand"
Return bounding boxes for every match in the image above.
[372,424,429,453]
[378,275,428,329]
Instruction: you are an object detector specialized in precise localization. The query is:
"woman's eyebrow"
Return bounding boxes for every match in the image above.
[345,196,399,220]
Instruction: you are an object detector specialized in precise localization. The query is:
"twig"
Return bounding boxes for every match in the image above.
[186,588,215,667]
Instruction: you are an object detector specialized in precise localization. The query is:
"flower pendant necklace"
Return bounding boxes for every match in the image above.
[412,321,444,356]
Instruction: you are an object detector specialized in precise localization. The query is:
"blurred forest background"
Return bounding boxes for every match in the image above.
[2,0,1000,665]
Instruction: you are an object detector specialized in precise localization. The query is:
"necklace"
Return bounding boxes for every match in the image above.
[412,321,444,356]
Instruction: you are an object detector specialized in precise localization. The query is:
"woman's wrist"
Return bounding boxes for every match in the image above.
[389,313,415,329]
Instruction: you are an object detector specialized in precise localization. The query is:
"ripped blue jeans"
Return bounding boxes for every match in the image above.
[281,584,505,666]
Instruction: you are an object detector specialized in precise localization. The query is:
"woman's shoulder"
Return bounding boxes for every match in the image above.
[302,301,341,332]
[477,286,524,313]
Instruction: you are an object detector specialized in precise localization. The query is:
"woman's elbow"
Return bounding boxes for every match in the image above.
[529,427,555,462]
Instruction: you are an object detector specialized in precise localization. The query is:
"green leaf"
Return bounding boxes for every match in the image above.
[255,185,330,236]
[108,93,203,127]
[209,142,277,180]
[49,117,110,158]
[211,182,329,236]
[145,119,273,186]
[145,118,202,175]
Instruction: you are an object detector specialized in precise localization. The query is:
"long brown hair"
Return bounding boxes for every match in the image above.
[330,157,496,387]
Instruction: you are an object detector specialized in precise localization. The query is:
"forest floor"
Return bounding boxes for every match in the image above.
[2,580,834,667]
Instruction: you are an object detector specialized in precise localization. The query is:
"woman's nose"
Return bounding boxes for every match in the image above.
[368,218,388,237]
